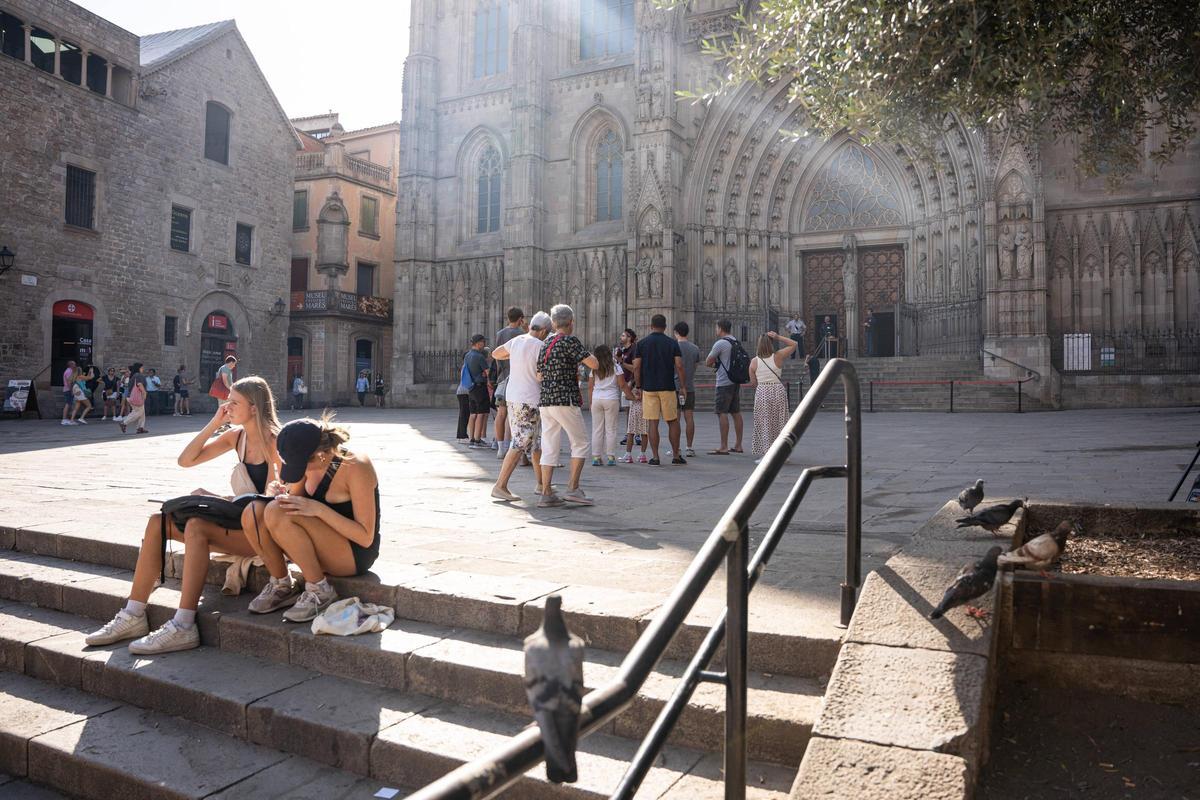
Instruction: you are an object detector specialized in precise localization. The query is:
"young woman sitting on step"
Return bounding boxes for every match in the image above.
[240,415,380,622]
[84,376,282,654]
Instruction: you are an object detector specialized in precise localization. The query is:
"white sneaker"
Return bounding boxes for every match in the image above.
[248,577,300,614]
[114,416,124,423]
[85,610,149,646]
[101,416,109,421]
[563,487,594,506]
[61,420,71,426]
[283,580,337,622]
[128,619,199,655]
[77,418,88,425]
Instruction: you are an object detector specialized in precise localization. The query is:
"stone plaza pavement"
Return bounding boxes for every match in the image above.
[2,402,1190,642]
[0,405,1194,641]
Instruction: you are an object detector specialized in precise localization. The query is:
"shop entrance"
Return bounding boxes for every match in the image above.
[199,311,237,403]
[51,300,95,384]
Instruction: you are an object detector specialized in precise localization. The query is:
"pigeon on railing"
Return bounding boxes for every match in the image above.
[956,498,1026,535]
[930,546,1002,621]
[524,595,585,784]
[956,480,985,512]
[999,520,1077,576]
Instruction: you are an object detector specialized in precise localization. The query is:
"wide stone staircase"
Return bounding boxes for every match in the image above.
[0,525,840,798]
[691,355,1049,413]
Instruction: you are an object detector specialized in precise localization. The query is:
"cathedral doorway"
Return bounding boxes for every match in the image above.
[803,244,905,357]
[858,245,904,356]
[803,250,844,357]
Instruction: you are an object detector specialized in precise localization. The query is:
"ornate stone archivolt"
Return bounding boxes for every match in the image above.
[802,143,905,232]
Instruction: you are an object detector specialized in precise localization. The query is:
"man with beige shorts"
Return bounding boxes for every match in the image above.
[633,314,687,465]
[536,304,599,508]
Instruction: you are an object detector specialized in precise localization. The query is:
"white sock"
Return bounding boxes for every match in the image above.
[123,600,147,617]
[271,575,292,587]
[173,608,197,628]
[306,578,330,593]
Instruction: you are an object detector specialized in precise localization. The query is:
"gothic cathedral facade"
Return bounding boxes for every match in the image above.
[393,0,1199,406]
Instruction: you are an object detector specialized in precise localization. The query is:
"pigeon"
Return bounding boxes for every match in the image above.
[956,480,985,512]
[930,546,1002,621]
[999,520,1077,575]
[956,498,1026,535]
[523,595,585,784]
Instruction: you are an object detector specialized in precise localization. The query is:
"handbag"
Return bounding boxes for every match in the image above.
[209,375,229,400]
[230,430,262,496]
[157,492,270,582]
[129,383,146,407]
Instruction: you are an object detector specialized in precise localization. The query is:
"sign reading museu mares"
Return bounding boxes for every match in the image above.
[388,0,1199,409]
[0,0,297,408]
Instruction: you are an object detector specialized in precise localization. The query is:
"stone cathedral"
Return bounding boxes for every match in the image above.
[391,0,1199,408]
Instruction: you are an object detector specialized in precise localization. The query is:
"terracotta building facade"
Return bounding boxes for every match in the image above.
[0,1,296,412]
[288,114,399,406]
[390,0,1199,407]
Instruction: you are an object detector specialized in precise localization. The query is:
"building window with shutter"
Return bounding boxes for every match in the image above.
[164,315,178,347]
[204,102,231,164]
[580,0,634,60]
[360,195,378,236]
[356,261,378,297]
[473,2,508,78]
[235,223,253,265]
[170,205,192,252]
[476,145,502,234]
[293,190,308,230]
[65,165,96,229]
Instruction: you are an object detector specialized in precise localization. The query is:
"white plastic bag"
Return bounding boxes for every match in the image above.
[311,596,395,636]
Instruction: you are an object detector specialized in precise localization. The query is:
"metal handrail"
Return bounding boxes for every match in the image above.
[406,359,863,800]
[981,346,1041,380]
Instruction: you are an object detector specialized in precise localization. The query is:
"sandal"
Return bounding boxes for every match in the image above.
[730,448,744,453]
[707,449,730,455]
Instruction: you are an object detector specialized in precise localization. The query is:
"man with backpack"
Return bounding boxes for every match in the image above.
[705,319,748,455]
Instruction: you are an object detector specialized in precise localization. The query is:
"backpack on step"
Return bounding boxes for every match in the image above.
[719,337,752,385]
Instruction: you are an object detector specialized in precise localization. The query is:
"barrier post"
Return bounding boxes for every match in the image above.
[949,380,954,413]
[869,381,874,412]
[1017,380,1023,413]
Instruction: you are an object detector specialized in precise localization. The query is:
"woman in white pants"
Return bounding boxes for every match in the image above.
[587,345,631,466]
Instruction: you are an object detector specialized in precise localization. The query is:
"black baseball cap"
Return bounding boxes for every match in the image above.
[277,419,322,483]
[470,334,486,345]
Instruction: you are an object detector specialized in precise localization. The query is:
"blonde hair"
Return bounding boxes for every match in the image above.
[230,377,281,475]
[756,334,775,359]
[315,410,352,455]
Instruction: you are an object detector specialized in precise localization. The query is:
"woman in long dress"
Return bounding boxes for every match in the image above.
[749,332,796,461]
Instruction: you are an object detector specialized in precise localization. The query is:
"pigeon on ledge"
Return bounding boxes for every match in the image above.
[956,480,985,512]
[956,498,1026,535]
[524,595,585,784]
[999,520,1077,575]
[930,546,1002,621]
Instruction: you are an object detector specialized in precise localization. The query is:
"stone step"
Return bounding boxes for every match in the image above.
[0,668,382,800]
[5,530,843,680]
[0,603,795,799]
[0,559,822,765]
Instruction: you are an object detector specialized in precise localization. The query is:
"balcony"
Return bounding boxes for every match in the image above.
[294,147,394,192]
[290,290,393,323]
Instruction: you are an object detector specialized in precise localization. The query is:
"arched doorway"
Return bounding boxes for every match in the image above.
[52,300,95,384]
[287,336,304,383]
[199,311,237,396]
[354,338,374,380]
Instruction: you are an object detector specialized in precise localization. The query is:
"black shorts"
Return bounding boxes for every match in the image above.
[715,385,741,414]
[681,391,696,411]
[468,383,490,414]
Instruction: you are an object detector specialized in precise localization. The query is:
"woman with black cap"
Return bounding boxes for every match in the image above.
[240,414,380,622]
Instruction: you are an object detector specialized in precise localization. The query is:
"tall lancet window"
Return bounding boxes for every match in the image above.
[477,145,502,234]
[595,130,623,222]
[580,0,634,59]
[473,2,508,78]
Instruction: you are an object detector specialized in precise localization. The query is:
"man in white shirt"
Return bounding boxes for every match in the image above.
[489,311,552,502]
[785,315,806,359]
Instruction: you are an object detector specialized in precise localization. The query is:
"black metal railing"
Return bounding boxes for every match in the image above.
[406,358,863,800]
[1050,329,1200,374]
[412,349,466,384]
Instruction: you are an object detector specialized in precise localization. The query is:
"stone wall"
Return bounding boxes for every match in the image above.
[0,16,294,407]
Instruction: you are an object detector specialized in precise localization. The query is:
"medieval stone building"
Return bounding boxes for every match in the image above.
[391,0,1199,408]
[0,1,296,412]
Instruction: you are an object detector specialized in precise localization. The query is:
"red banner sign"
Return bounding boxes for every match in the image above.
[206,314,229,331]
[52,300,94,320]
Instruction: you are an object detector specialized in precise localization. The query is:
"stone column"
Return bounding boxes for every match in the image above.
[52,37,60,77]
[105,61,113,98]
[394,0,440,399]
[504,0,549,315]
[22,24,31,64]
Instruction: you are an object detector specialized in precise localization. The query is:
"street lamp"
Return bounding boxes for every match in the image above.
[269,296,286,320]
[0,246,14,277]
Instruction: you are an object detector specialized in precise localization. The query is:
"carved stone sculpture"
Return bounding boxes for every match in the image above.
[649,259,663,298]
[634,256,651,299]
[702,260,717,308]
[998,225,1015,279]
[967,239,980,295]
[724,260,740,306]
[932,248,945,298]
[768,264,782,307]
[917,252,929,299]
[949,243,962,297]
[1014,224,1032,278]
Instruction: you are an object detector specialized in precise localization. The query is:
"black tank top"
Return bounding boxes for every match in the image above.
[312,456,381,555]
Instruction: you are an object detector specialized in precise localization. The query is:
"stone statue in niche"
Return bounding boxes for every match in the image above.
[949,244,962,297]
[841,234,858,308]
[1014,224,1032,278]
[637,84,651,120]
[967,239,980,295]
[635,256,651,299]
[747,261,762,307]
[997,225,1015,279]
[702,260,717,308]
[724,260,740,306]
[650,259,663,298]
[932,248,945,298]
[768,264,782,307]
[916,252,929,299]
[651,83,665,119]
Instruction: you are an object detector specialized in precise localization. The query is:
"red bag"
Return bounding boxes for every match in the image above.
[129,383,146,407]
[209,376,229,400]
